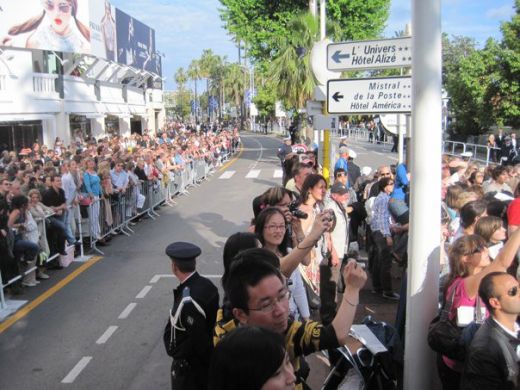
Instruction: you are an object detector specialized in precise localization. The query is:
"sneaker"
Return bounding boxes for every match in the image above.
[22,281,38,287]
[37,272,50,280]
[382,292,400,300]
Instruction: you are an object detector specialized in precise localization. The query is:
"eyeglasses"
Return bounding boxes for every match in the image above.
[507,286,519,297]
[265,224,286,232]
[465,245,485,256]
[336,173,346,177]
[248,289,291,313]
[44,1,71,13]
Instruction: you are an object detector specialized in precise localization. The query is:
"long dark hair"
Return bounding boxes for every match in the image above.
[8,0,90,41]
[300,173,326,204]
[222,232,258,288]
[254,207,288,256]
[208,326,286,390]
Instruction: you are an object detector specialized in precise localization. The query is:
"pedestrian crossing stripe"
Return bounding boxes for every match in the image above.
[219,170,236,179]
[219,169,286,179]
[245,169,261,179]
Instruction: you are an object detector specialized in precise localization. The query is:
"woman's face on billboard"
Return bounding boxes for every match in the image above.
[43,0,73,34]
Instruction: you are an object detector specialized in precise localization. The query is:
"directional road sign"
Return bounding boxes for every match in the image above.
[327,76,412,114]
[306,100,323,116]
[327,37,412,71]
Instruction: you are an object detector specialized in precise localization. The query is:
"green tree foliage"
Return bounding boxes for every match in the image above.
[219,0,390,64]
[269,12,318,111]
[253,81,276,122]
[443,1,519,135]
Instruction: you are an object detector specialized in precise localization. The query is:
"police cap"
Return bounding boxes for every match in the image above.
[165,242,201,261]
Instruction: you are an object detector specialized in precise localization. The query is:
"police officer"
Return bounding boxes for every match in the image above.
[163,242,219,390]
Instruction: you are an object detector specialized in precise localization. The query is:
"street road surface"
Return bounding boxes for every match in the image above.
[0,133,396,390]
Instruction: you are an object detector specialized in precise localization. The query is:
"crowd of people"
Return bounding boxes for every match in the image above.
[162,131,520,390]
[0,122,239,294]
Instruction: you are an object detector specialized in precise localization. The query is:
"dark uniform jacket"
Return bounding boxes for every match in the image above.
[461,318,520,390]
[163,272,219,390]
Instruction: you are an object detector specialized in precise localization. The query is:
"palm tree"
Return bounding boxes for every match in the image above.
[187,59,202,122]
[199,49,223,121]
[223,63,247,121]
[270,12,319,112]
[174,67,188,119]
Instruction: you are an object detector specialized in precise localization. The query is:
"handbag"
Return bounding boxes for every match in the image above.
[427,281,484,361]
[78,194,92,206]
[427,284,465,361]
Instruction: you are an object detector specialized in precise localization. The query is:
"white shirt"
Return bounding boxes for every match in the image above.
[61,172,77,204]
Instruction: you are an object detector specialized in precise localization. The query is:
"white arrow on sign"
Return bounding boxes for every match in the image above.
[327,37,412,72]
[327,76,412,114]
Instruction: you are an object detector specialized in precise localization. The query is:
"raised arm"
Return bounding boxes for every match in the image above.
[332,260,367,345]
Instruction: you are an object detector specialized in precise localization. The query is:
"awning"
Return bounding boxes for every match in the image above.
[64,101,103,115]
[103,103,130,116]
[128,105,147,116]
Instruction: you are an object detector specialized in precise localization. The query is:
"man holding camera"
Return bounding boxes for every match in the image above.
[216,250,367,390]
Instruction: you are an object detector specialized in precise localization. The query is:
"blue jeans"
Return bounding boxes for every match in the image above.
[14,239,39,262]
[389,198,409,224]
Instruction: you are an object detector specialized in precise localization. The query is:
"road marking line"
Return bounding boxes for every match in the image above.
[245,169,261,178]
[96,326,118,344]
[273,169,283,178]
[150,274,167,283]
[136,285,152,299]
[218,144,244,172]
[0,256,103,334]
[218,170,236,179]
[118,303,137,319]
[61,356,92,383]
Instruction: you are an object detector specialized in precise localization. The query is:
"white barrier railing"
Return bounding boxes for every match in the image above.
[0,144,239,321]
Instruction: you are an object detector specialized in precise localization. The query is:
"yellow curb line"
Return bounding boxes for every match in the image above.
[218,143,244,172]
[0,255,103,334]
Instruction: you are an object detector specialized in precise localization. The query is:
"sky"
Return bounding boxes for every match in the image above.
[109,0,516,91]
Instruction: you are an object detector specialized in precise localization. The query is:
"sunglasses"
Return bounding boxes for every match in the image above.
[507,286,519,297]
[44,1,71,13]
[465,245,485,256]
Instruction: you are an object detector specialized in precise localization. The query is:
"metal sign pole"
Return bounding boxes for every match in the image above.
[403,0,442,388]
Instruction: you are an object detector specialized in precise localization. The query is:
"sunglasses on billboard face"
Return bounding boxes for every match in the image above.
[43,1,71,13]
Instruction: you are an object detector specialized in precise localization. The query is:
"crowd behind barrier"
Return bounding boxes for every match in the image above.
[0,120,240,315]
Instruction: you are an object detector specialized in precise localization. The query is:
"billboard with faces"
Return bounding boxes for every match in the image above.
[115,8,160,75]
[0,0,161,75]
[89,0,116,61]
[0,0,92,54]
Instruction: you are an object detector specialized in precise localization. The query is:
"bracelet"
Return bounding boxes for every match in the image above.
[296,241,316,250]
[343,297,359,307]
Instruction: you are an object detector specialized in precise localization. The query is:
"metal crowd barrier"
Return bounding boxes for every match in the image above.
[0,204,85,320]
[0,147,239,320]
[84,155,227,255]
[442,140,500,166]
[335,126,393,145]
